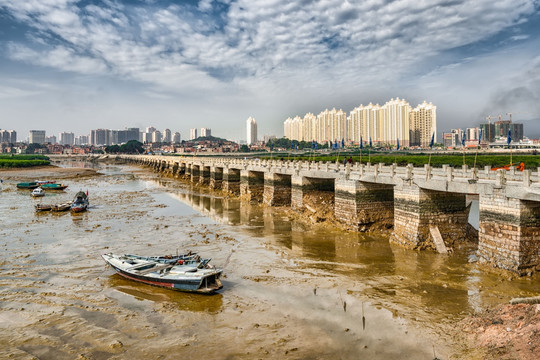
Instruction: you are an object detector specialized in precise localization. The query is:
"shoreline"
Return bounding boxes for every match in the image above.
[0,164,100,180]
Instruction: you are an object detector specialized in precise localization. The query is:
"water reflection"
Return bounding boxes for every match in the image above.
[106,275,223,313]
[134,174,539,323]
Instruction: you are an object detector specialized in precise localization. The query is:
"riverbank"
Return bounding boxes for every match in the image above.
[0,164,99,180]
[461,303,540,360]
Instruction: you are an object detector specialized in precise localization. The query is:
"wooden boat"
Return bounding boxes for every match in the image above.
[71,191,89,212]
[52,201,72,212]
[17,182,39,189]
[31,187,45,197]
[102,253,223,294]
[40,183,68,190]
[36,180,56,185]
[35,203,53,212]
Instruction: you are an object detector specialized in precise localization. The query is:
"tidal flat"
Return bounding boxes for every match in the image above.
[1,162,539,359]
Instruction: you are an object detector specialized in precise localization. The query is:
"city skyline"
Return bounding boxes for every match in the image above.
[1,1,539,139]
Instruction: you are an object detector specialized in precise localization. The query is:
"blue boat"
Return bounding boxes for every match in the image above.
[101,253,223,294]
[71,191,89,212]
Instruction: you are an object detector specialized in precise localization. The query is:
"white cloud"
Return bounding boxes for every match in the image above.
[1,0,539,137]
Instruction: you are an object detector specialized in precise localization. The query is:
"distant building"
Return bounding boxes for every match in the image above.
[480,120,523,143]
[29,130,46,144]
[200,128,211,137]
[163,129,171,143]
[91,129,108,146]
[59,132,75,146]
[262,135,276,143]
[442,128,464,148]
[466,127,480,141]
[409,101,436,147]
[0,129,16,143]
[118,128,139,144]
[75,135,89,145]
[45,135,57,144]
[152,130,162,143]
[142,132,152,143]
[190,128,198,140]
[246,117,257,145]
[172,132,181,143]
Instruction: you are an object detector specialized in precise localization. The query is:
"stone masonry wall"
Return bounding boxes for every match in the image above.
[263,172,291,206]
[478,192,540,274]
[240,170,265,202]
[335,179,394,231]
[391,185,469,250]
[223,168,240,195]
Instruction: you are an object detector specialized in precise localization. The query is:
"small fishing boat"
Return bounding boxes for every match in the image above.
[71,191,89,212]
[31,187,45,197]
[40,183,68,190]
[17,182,39,189]
[102,253,223,294]
[52,201,72,212]
[36,180,56,185]
[35,203,53,212]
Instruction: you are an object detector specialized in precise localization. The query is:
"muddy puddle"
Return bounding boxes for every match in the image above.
[1,161,539,359]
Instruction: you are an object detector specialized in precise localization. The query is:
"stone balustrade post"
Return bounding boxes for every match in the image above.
[495,169,506,188]
[523,169,532,187]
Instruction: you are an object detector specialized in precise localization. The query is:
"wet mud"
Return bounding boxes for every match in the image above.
[1,161,539,359]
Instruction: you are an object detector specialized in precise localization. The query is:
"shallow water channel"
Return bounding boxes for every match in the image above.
[1,162,539,359]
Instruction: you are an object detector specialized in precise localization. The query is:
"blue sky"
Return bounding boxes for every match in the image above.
[1,0,540,141]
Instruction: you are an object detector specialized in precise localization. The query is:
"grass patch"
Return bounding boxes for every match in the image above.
[0,155,50,168]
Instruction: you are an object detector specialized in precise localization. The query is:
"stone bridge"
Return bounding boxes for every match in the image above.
[112,154,540,275]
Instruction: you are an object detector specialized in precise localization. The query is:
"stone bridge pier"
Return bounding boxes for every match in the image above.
[191,164,200,183]
[334,178,394,231]
[223,168,240,195]
[263,172,292,206]
[240,170,265,202]
[478,190,540,275]
[210,166,223,190]
[292,175,334,211]
[199,165,211,185]
[391,184,470,250]
[176,163,186,178]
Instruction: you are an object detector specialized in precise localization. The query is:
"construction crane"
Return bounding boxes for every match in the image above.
[485,114,501,143]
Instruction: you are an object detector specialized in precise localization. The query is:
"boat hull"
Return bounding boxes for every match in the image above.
[17,182,39,189]
[102,254,223,294]
[41,184,68,190]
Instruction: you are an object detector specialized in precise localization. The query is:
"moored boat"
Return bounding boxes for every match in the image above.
[71,191,89,212]
[31,187,45,197]
[40,183,68,190]
[17,182,39,189]
[36,180,56,185]
[52,201,72,212]
[102,253,223,294]
[35,203,53,212]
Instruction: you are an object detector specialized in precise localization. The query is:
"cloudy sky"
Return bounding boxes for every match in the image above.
[1,0,539,142]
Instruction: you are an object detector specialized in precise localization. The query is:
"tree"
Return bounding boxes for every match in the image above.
[240,144,250,152]
[105,145,120,153]
[119,140,144,154]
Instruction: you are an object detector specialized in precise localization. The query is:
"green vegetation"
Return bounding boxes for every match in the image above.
[0,154,50,168]
[105,140,145,154]
[190,136,230,144]
[264,151,540,169]
[267,137,327,150]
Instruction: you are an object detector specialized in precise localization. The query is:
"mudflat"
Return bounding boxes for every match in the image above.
[2,162,538,359]
[0,165,99,180]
